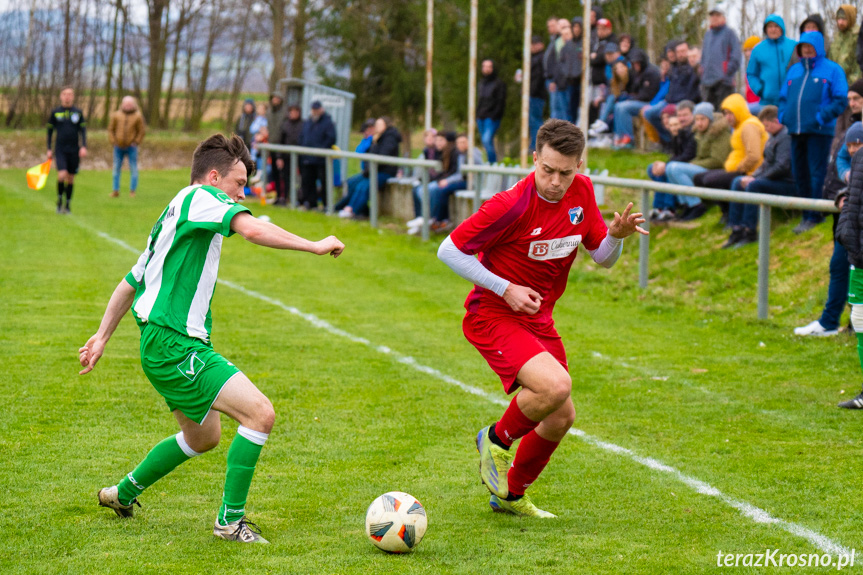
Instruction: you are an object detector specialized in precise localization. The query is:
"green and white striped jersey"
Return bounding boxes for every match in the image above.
[125,184,250,342]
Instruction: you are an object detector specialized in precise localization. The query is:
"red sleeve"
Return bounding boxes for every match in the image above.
[580,177,608,251]
[450,183,531,255]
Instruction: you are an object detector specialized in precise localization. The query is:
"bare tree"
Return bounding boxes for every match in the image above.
[144,0,171,126]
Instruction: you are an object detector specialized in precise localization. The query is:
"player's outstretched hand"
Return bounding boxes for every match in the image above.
[503,283,542,315]
[315,236,345,258]
[78,334,106,375]
[609,202,649,239]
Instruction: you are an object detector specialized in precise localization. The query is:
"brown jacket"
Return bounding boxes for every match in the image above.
[108,109,145,148]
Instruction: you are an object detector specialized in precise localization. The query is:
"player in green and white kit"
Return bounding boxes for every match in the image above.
[79,134,344,543]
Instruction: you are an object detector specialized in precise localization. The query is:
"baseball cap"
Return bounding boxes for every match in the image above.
[310,100,323,110]
[597,18,612,29]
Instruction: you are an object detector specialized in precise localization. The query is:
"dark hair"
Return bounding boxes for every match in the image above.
[190,134,255,184]
[288,104,301,112]
[535,119,585,158]
[758,105,779,123]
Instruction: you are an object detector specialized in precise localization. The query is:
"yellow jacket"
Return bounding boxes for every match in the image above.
[721,93,767,175]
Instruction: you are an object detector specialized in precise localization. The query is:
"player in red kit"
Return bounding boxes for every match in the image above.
[438,119,647,517]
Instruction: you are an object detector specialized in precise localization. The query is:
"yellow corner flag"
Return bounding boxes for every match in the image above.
[26,160,52,190]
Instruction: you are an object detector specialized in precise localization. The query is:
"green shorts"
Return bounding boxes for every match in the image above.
[851,266,863,305]
[139,323,241,424]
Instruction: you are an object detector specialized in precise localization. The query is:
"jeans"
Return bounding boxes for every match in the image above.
[648,165,676,209]
[644,100,670,143]
[112,146,138,191]
[728,177,798,230]
[665,162,707,207]
[790,134,832,223]
[477,117,501,163]
[432,180,468,221]
[335,172,389,215]
[613,100,648,138]
[550,87,573,122]
[820,240,850,330]
[529,97,545,151]
[599,94,616,125]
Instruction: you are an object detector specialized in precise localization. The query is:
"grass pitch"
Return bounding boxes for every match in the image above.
[1,164,861,574]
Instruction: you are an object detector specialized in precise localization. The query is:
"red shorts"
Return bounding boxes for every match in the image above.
[462,313,568,394]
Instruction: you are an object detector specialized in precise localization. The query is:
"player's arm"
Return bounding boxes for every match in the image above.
[588,202,648,269]
[46,113,55,159]
[78,279,136,375]
[230,211,344,257]
[438,235,542,315]
[79,114,88,157]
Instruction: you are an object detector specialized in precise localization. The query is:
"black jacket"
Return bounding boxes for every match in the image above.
[546,40,582,89]
[363,126,402,177]
[300,112,337,165]
[530,50,548,99]
[753,126,793,182]
[836,148,863,266]
[47,106,87,151]
[668,128,697,163]
[590,32,618,85]
[825,110,863,202]
[235,111,256,149]
[277,117,303,160]
[477,64,507,121]
[628,49,661,103]
[666,62,701,103]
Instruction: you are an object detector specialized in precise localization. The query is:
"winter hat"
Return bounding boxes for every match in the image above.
[850,79,863,98]
[604,42,620,54]
[743,36,761,51]
[694,102,715,119]
[846,122,863,145]
[661,103,677,116]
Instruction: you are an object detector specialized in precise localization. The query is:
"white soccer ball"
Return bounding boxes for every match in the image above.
[365,491,427,553]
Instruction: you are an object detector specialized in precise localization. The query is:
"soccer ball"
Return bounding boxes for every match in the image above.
[365,491,427,553]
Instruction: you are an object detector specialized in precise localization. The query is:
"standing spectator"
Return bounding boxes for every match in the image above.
[747,15,797,109]
[666,102,732,218]
[569,18,585,123]
[545,16,559,43]
[692,93,768,221]
[476,59,507,164]
[780,31,849,234]
[108,95,145,199]
[612,48,661,149]
[799,13,826,35]
[249,103,268,138]
[701,7,742,109]
[644,41,700,143]
[546,20,580,122]
[830,5,859,83]
[46,86,87,214]
[266,93,285,141]
[274,104,303,206]
[796,80,863,337]
[337,117,401,219]
[235,98,256,150]
[299,100,337,210]
[588,18,616,125]
[742,36,762,113]
[723,106,796,247]
[528,36,548,150]
[834,125,863,408]
[544,17,560,111]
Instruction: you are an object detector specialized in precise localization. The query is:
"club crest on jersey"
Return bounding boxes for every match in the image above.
[71,112,80,123]
[568,206,584,225]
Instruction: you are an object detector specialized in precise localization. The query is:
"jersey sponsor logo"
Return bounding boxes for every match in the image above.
[528,234,582,261]
[177,351,206,381]
[216,192,235,204]
[568,206,584,225]
[70,112,80,123]
[530,227,542,236]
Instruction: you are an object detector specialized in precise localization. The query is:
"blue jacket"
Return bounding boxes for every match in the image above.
[747,15,797,106]
[300,112,337,165]
[779,31,849,137]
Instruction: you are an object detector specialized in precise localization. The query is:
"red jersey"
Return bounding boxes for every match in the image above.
[450,172,608,326]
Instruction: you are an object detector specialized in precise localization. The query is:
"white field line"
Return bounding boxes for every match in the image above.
[92,226,851,558]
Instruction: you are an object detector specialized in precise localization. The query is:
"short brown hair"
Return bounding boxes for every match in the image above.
[190,134,255,184]
[758,105,779,123]
[535,119,585,158]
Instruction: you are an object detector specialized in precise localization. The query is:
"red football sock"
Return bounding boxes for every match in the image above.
[507,430,560,496]
[495,394,540,447]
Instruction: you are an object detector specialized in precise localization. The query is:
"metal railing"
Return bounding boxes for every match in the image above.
[461,163,839,320]
[257,143,442,240]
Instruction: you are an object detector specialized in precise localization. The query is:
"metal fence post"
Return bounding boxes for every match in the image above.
[369,161,379,228]
[421,168,431,241]
[325,156,335,215]
[289,153,298,208]
[757,204,771,320]
[639,188,650,289]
